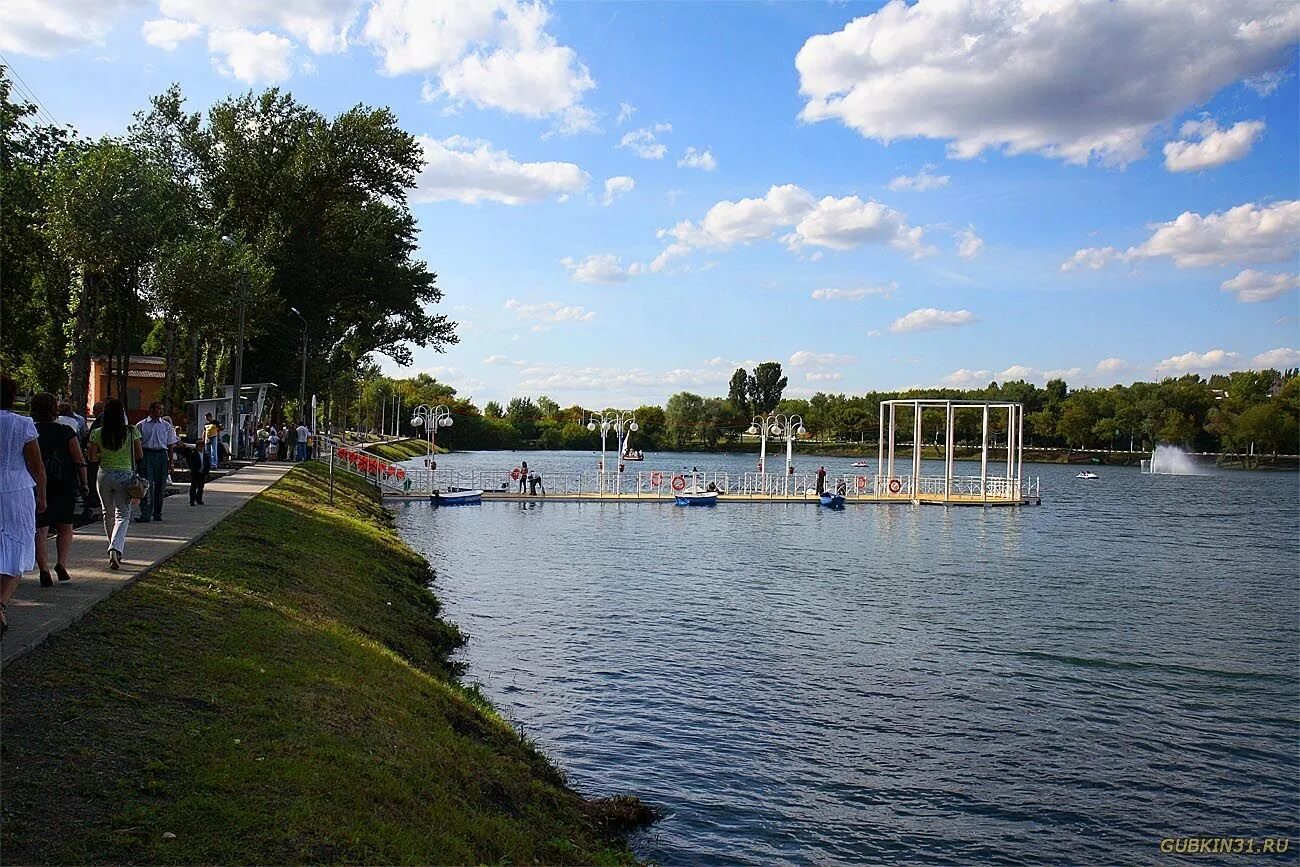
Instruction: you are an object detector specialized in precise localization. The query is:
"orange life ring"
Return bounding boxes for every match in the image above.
[510,467,521,481]
[855,475,867,491]
[888,478,902,494]
[671,475,686,492]
[651,471,664,486]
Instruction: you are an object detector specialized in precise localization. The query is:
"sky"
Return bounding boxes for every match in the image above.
[3,0,1298,408]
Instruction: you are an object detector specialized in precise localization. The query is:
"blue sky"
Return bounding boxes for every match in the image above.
[4,0,1298,407]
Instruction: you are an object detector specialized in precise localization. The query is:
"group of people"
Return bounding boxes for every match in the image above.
[0,375,328,634]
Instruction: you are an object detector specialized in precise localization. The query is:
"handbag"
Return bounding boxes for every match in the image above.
[126,474,149,499]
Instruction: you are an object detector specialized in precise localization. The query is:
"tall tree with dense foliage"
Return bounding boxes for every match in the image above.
[748,362,788,414]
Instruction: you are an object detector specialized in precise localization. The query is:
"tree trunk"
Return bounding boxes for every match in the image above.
[66,270,98,413]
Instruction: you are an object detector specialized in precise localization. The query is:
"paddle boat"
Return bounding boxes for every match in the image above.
[819,492,846,509]
[675,490,718,506]
[430,487,483,505]
[850,460,870,468]
[1075,471,1099,480]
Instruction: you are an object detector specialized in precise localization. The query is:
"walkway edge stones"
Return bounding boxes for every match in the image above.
[1,462,296,667]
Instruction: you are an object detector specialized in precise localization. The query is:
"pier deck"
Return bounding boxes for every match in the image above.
[383,490,1041,506]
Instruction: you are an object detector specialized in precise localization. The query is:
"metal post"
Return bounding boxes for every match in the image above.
[912,403,922,503]
[887,403,896,485]
[877,400,885,498]
[980,404,989,504]
[1017,403,1025,500]
[1006,405,1014,491]
[945,401,954,503]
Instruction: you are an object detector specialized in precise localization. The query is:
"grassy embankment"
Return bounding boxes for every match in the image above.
[362,437,442,462]
[0,463,650,864]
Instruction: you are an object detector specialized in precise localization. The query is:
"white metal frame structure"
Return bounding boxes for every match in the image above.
[586,409,638,495]
[410,404,452,492]
[878,399,1026,505]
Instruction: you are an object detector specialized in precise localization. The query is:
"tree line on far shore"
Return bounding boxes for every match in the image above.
[358,362,1300,464]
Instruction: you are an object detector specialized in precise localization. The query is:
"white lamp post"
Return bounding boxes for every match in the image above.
[766,413,805,495]
[410,403,452,493]
[746,415,771,485]
[586,409,637,495]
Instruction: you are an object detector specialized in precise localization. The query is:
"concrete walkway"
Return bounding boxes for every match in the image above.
[2,462,296,666]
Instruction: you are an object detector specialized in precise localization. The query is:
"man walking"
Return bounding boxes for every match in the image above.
[295,420,310,462]
[138,401,179,523]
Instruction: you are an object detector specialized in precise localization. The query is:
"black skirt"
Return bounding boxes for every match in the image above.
[37,486,77,528]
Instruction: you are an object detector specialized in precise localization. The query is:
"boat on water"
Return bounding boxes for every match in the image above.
[622,450,644,462]
[819,492,846,509]
[1076,471,1099,480]
[675,490,718,506]
[430,488,483,505]
[850,461,870,467]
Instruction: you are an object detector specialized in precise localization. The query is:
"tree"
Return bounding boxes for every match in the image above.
[483,401,504,418]
[506,397,541,441]
[536,395,560,419]
[665,392,705,448]
[748,362,787,414]
[727,368,750,417]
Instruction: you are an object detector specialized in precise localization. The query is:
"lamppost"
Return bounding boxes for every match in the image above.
[221,235,247,460]
[410,404,452,493]
[767,413,805,495]
[746,414,771,483]
[289,306,307,423]
[586,409,637,494]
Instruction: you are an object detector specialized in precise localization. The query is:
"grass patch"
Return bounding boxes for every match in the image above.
[0,463,650,864]
[363,438,444,463]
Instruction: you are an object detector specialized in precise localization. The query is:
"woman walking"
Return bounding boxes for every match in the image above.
[87,398,142,570]
[1,375,46,634]
[31,393,88,586]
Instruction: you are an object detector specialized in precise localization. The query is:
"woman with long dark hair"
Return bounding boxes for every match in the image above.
[87,398,142,570]
[0,374,46,633]
[31,393,88,585]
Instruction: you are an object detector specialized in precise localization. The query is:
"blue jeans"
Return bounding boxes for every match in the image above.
[207,438,220,468]
[296,442,307,461]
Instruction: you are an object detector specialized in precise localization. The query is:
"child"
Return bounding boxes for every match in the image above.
[178,441,210,505]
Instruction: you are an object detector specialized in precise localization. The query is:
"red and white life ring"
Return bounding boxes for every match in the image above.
[888,478,902,494]
[671,475,686,492]
[855,475,867,491]
[650,471,664,486]
[510,467,521,481]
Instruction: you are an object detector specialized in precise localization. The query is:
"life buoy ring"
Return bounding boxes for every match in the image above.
[671,475,686,492]
[855,475,867,491]
[510,467,521,481]
[888,478,902,494]
[650,471,664,486]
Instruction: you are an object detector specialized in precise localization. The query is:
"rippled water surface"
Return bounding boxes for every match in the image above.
[393,452,1299,864]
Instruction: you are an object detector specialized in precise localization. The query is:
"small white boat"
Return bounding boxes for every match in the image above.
[430,488,483,505]
[819,492,846,509]
[1076,471,1098,480]
[850,461,870,467]
[674,486,718,506]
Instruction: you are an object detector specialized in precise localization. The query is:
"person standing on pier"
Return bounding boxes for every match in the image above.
[518,460,528,494]
[816,466,827,495]
[137,402,178,523]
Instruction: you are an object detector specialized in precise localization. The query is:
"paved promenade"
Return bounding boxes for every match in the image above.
[1,462,295,666]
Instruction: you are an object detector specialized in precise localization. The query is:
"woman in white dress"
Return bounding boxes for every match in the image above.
[1,375,47,634]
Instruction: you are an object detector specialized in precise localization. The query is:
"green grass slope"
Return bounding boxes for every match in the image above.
[0,463,648,864]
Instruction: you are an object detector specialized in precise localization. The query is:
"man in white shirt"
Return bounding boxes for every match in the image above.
[295,422,310,461]
[137,401,180,522]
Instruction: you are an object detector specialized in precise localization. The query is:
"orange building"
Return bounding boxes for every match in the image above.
[88,355,168,420]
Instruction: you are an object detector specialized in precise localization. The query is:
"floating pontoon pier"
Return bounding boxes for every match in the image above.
[324,399,1040,507]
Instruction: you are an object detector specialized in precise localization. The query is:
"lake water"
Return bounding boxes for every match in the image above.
[392,451,1299,864]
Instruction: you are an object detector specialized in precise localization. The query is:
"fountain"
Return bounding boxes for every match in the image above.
[1141,444,1200,475]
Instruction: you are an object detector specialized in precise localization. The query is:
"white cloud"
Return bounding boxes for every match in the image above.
[511,360,730,394]
[956,225,983,260]
[887,167,949,192]
[0,0,136,57]
[1253,348,1300,369]
[1163,119,1265,172]
[601,175,635,206]
[208,28,295,84]
[790,351,856,368]
[364,0,596,127]
[504,298,596,332]
[805,372,844,383]
[616,102,636,125]
[1128,200,1300,268]
[678,147,717,171]
[795,0,1300,166]
[142,18,202,51]
[483,354,523,366]
[786,195,933,257]
[810,284,896,301]
[1221,269,1300,303]
[163,0,361,54]
[1154,348,1242,376]
[619,123,671,159]
[997,364,1082,383]
[890,307,976,333]
[560,253,638,284]
[1060,246,1120,271]
[414,135,588,205]
[1095,357,1130,375]
[940,368,993,388]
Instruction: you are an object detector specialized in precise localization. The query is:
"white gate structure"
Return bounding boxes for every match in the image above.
[878,399,1028,505]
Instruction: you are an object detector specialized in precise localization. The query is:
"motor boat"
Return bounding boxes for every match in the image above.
[622,450,644,462]
[850,461,870,467]
[1076,471,1098,480]
[819,492,846,509]
[430,488,483,505]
